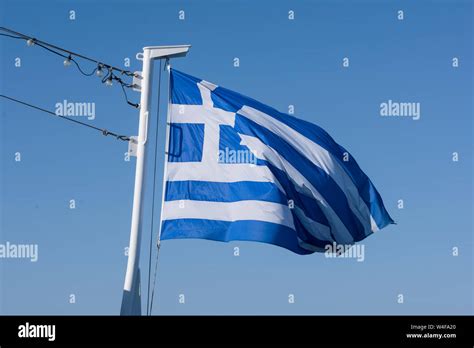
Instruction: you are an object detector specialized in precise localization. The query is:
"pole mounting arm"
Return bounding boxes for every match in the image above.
[146,45,191,60]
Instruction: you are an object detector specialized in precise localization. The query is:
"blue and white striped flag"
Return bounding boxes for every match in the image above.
[160,69,394,254]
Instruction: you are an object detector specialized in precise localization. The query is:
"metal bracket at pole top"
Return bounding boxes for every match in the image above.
[132,46,190,93]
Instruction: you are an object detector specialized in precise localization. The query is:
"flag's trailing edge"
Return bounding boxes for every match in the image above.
[160,69,395,255]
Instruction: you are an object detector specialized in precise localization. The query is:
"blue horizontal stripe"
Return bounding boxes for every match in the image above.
[234,114,366,242]
[165,180,288,204]
[161,219,313,255]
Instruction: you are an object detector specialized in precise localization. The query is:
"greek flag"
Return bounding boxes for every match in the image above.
[160,69,394,254]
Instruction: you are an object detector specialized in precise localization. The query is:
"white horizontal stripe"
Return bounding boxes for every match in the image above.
[240,134,354,244]
[166,161,284,190]
[162,200,295,230]
[170,104,235,126]
[238,106,377,233]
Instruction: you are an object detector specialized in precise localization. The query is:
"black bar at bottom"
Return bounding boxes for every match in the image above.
[0,315,472,346]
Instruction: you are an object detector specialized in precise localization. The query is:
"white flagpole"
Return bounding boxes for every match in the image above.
[121,46,190,316]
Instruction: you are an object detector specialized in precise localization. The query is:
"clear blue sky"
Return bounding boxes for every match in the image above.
[0,0,472,315]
